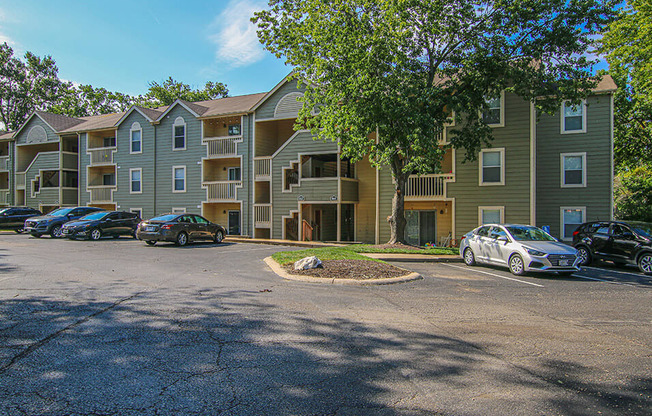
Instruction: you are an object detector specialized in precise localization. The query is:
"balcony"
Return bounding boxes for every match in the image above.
[16,173,25,189]
[204,180,242,202]
[88,186,115,203]
[0,189,8,205]
[0,156,9,171]
[405,174,455,200]
[88,147,115,166]
[254,204,272,228]
[254,157,271,180]
[204,136,241,158]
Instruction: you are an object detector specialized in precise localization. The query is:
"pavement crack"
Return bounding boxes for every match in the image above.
[0,291,144,375]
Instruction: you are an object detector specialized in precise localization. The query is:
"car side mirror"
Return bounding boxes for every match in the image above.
[497,236,508,243]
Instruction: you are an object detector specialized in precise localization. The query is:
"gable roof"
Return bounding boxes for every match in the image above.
[113,105,167,127]
[250,73,295,112]
[593,74,617,93]
[35,111,85,132]
[0,131,14,141]
[194,93,267,118]
[60,112,126,133]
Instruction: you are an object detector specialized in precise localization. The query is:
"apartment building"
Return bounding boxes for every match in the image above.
[0,74,616,244]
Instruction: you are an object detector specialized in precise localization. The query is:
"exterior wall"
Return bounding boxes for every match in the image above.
[447,92,532,239]
[256,80,304,120]
[14,117,59,145]
[78,133,90,206]
[114,111,156,218]
[536,94,613,238]
[24,152,60,208]
[377,167,394,244]
[355,157,376,244]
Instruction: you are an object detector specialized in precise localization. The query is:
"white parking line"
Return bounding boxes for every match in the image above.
[584,266,650,279]
[442,264,544,287]
[573,275,629,286]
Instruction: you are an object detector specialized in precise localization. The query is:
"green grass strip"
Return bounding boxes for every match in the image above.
[348,244,459,255]
[271,247,385,265]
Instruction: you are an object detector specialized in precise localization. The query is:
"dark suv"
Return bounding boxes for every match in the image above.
[572,221,652,274]
[0,207,42,233]
[24,206,105,238]
[62,211,141,240]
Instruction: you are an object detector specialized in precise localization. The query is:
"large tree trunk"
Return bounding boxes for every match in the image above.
[387,155,410,244]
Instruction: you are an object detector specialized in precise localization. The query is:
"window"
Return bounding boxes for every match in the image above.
[479,148,505,186]
[561,207,585,240]
[173,166,186,192]
[103,137,116,147]
[172,207,186,213]
[103,173,115,186]
[130,122,142,154]
[130,168,142,194]
[194,215,209,224]
[130,208,142,218]
[479,206,504,225]
[562,100,586,133]
[173,117,186,150]
[561,152,586,187]
[228,124,241,136]
[228,167,241,181]
[482,92,504,127]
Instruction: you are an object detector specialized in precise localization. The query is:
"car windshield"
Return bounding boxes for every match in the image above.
[150,214,178,222]
[48,208,74,216]
[634,227,651,238]
[81,212,109,221]
[506,226,557,241]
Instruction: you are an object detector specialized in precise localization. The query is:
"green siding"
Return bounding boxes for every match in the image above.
[536,94,612,238]
[15,117,59,145]
[256,80,304,120]
[447,92,532,239]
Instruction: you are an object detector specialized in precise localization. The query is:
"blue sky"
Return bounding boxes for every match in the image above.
[0,0,608,98]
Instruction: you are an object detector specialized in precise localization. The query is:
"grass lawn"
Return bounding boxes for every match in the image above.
[271,247,385,266]
[348,244,459,255]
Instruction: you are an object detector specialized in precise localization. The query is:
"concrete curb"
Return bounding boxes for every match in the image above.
[360,253,463,263]
[263,257,423,286]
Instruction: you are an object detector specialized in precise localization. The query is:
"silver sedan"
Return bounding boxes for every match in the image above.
[459,224,580,276]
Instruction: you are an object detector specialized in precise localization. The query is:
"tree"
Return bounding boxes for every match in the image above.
[614,165,652,222]
[254,0,615,244]
[50,83,135,118]
[600,0,652,170]
[142,77,229,107]
[0,42,65,131]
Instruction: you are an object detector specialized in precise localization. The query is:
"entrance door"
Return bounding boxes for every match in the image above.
[314,209,322,241]
[228,211,240,235]
[419,211,436,246]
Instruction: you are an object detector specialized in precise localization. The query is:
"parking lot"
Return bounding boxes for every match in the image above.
[0,234,650,415]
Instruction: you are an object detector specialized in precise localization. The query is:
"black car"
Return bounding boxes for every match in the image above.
[572,221,652,274]
[24,206,105,238]
[0,207,42,233]
[136,213,226,246]
[62,211,141,240]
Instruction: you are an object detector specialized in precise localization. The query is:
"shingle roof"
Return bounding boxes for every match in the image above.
[177,100,210,116]
[60,112,126,133]
[0,131,14,140]
[593,74,617,93]
[136,106,166,121]
[35,111,85,132]
[194,93,267,118]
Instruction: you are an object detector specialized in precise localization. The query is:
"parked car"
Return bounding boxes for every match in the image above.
[62,211,141,240]
[460,224,580,276]
[24,206,105,238]
[136,213,226,246]
[572,221,652,274]
[0,207,42,233]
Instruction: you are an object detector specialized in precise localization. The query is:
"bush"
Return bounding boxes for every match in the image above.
[614,165,652,222]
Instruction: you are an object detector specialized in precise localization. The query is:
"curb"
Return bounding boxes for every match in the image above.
[263,257,422,286]
[226,237,344,249]
[359,253,463,263]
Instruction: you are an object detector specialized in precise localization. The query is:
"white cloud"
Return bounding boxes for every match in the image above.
[207,0,266,68]
[0,8,16,48]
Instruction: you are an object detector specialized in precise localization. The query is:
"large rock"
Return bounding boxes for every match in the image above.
[293,256,323,270]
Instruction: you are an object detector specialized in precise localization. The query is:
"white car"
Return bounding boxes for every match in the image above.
[459,224,580,276]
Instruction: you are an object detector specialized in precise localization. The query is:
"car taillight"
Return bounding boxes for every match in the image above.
[460,235,466,241]
[161,224,173,230]
[572,230,580,237]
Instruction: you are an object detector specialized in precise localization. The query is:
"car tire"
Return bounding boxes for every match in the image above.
[509,254,526,276]
[576,246,592,266]
[637,252,652,274]
[145,240,157,246]
[14,228,24,234]
[50,225,63,238]
[89,228,102,241]
[463,248,476,266]
[214,230,224,244]
[175,232,188,247]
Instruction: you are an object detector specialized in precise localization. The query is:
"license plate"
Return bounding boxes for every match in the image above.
[558,260,569,266]
[146,226,157,232]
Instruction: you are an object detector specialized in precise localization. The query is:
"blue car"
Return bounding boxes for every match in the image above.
[24,206,104,238]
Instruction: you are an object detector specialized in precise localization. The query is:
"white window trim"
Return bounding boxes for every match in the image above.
[130,208,143,218]
[560,206,586,241]
[228,167,241,181]
[172,117,187,151]
[478,206,505,226]
[560,100,587,134]
[560,152,587,188]
[130,122,142,154]
[129,168,142,194]
[479,90,505,128]
[171,207,186,213]
[478,147,505,186]
[172,165,186,193]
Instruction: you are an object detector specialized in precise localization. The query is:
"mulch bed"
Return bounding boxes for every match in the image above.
[285,259,408,280]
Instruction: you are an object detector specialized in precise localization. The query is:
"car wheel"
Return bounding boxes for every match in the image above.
[576,246,592,266]
[214,230,224,244]
[14,228,24,234]
[509,254,526,276]
[463,248,476,266]
[50,225,63,238]
[638,253,652,274]
[175,232,188,247]
[145,240,157,246]
[90,228,102,241]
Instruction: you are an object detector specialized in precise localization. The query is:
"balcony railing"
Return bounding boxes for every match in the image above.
[16,173,25,189]
[205,180,241,201]
[254,204,272,228]
[254,157,272,180]
[405,173,455,200]
[88,147,115,165]
[0,156,9,171]
[89,186,115,203]
[204,136,241,158]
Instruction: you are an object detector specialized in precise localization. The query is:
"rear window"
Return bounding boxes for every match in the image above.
[150,214,178,222]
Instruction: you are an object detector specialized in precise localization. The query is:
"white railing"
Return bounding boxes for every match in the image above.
[0,190,8,204]
[0,156,9,171]
[205,180,241,201]
[254,157,272,180]
[204,136,241,157]
[88,147,115,165]
[89,186,114,203]
[254,204,272,228]
[405,173,455,200]
[16,173,25,189]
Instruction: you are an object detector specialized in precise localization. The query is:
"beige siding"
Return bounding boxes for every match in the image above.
[355,157,376,244]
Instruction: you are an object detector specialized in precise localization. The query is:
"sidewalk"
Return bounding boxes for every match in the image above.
[225,236,344,248]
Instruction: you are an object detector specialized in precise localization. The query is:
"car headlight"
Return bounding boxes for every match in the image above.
[525,248,546,257]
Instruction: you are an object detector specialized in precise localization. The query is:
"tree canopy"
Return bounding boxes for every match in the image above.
[254,0,615,243]
[142,77,229,107]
